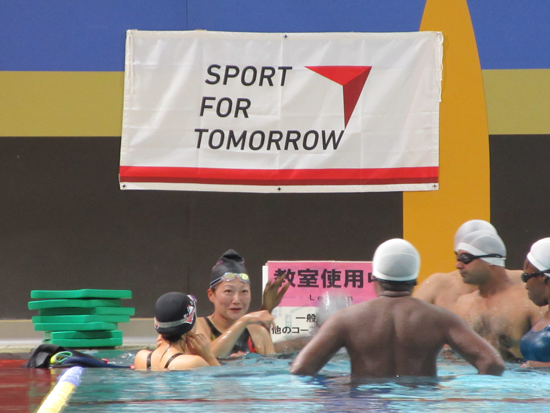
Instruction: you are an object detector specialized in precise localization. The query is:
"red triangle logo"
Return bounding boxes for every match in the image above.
[306,66,372,128]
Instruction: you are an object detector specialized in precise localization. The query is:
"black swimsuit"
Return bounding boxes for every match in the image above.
[146,351,185,369]
[204,317,257,354]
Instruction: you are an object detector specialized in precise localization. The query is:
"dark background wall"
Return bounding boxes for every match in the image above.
[0,137,401,318]
[490,135,550,270]
[1,0,549,318]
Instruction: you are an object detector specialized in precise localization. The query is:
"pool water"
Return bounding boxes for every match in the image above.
[4,350,550,412]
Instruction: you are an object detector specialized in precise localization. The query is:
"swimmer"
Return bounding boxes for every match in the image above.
[134,292,220,370]
[452,230,544,360]
[290,239,504,378]
[413,220,523,311]
[195,250,276,357]
[520,238,550,367]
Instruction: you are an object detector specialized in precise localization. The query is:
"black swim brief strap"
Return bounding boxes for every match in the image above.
[164,353,184,369]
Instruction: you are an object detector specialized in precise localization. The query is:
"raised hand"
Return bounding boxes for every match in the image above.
[261,271,290,313]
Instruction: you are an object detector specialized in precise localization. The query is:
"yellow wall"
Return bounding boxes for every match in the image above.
[483,69,550,135]
[404,0,491,281]
[0,72,124,137]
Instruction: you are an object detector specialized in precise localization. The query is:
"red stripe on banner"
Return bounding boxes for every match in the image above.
[119,166,438,186]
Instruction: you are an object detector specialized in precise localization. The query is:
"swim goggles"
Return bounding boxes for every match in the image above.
[521,269,550,283]
[209,272,250,288]
[456,252,504,265]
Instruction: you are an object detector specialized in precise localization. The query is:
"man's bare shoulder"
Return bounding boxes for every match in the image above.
[507,269,524,285]
[355,295,459,320]
[410,296,462,318]
[323,298,389,328]
[413,271,458,301]
[413,270,476,310]
[505,283,538,304]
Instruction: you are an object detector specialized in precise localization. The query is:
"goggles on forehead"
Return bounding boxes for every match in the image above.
[455,252,504,265]
[521,269,550,283]
[209,272,250,288]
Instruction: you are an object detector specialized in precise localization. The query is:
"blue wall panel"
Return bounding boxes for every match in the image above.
[0,0,187,72]
[0,0,426,72]
[468,0,550,69]
[1,1,549,71]
[187,0,426,33]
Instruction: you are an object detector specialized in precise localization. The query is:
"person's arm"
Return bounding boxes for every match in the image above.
[444,311,505,376]
[186,331,220,366]
[210,310,274,358]
[247,324,275,355]
[520,360,550,368]
[450,294,472,323]
[290,314,345,376]
[261,272,290,313]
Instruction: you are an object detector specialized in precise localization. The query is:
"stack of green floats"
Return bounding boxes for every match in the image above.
[28,289,134,348]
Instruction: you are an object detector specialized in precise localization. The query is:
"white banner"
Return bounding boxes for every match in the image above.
[120,30,443,193]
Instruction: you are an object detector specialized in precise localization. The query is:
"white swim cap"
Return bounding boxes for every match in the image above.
[454,220,497,251]
[372,238,420,282]
[456,229,506,267]
[527,238,550,274]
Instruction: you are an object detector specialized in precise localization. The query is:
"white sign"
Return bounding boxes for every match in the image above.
[120,30,443,193]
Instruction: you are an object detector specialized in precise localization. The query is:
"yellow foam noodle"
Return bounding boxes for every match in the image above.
[36,366,83,413]
[36,382,76,413]
[404,0,491,281]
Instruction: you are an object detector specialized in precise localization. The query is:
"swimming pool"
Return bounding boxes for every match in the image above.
[5,350,550,412]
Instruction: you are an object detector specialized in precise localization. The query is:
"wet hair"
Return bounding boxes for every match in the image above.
[161,332,187,344]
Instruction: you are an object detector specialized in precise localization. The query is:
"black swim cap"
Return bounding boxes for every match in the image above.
[154,292,196,336]
[210,249,248,288]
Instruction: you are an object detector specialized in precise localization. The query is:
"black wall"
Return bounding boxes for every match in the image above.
[0,137,403,318]
[490,135,550,270]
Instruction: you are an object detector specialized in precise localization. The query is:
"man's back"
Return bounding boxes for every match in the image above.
[343,297,447,376]
[335,296,461,377]
[291,295,503,378]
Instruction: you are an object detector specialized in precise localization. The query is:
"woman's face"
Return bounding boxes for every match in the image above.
[523,259,549,307]
[208,278,251,322]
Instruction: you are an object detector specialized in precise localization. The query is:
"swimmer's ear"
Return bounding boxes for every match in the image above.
[207,288,216,303]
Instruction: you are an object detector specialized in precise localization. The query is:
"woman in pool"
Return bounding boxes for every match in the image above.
[520,238,550,367]
[134,292,220,370]
[195,249,279,357]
